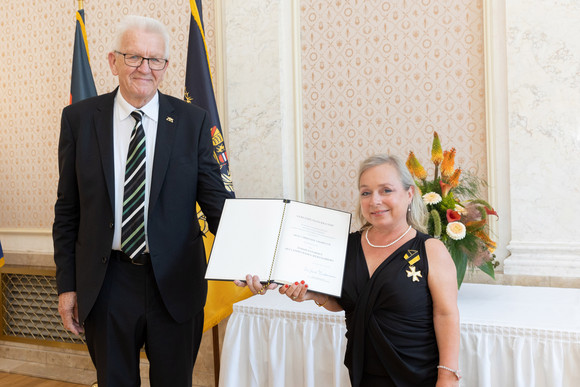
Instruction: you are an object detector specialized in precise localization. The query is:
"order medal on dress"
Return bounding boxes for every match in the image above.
[404,250,422,282]
[406,265,422,282]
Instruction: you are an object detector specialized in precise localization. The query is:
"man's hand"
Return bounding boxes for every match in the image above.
[58,291,84,335]
[234,274,278,295]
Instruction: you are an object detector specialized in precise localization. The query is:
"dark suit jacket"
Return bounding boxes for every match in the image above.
[53,89,234,324]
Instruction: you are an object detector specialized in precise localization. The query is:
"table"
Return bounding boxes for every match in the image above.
[219,291,349,387]
[220,284,580,386]
[458,284,580,386]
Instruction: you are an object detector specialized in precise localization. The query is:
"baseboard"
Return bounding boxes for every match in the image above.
[505,240,580,277]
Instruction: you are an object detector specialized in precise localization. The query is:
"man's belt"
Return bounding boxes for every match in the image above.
[111,250,151,266]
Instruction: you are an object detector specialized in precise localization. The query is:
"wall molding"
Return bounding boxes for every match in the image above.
[278,0,304,201]
[483,0,511,267]
[0,228,53,254]
[291,0,304,201]
[505,241,580,277]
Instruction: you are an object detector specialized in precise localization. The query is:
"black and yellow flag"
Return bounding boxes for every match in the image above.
[185,0,251,332]
[70,8,97,104]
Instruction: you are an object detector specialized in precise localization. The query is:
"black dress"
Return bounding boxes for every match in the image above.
[337,231,438,387]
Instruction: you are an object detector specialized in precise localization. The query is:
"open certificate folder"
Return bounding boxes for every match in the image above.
[205,198,352,297]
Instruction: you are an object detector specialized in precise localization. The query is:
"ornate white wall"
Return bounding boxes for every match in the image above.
[503,0,580,277]
[2,0,579,281]
[223,0,302,200]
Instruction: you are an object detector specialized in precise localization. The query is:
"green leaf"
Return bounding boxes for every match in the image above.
[423,179,440,194]
[468,198,494,209]
[446,241,468,289]
[454,170,487,199]
[477,260,496,279]
[440,193,458,210]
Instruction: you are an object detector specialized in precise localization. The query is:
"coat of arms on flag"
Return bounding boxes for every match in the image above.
[185,0,250,335]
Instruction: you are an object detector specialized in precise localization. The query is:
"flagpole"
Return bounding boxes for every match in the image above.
[78,0,84,10]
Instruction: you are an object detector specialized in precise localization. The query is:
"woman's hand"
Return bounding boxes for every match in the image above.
[234,274,278,295]
[278,280,312,302]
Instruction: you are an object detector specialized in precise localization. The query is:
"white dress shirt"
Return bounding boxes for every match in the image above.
[111,91,159,251]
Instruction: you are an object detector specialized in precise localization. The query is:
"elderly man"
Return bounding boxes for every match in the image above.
[53,15,233,386]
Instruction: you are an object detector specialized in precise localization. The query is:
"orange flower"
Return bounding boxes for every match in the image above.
[439,180,452,197]
[431,132,443,166]
[448,168,461,188]
[465,219,486,231]
[407,131,500,286]
[406,151,427,180]
[441,148,456,179]
[474,230,497,253]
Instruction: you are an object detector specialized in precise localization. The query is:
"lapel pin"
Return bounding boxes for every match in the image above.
[166,116,174,123]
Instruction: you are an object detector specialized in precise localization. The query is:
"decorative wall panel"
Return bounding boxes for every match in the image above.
[1,270,84,346]
[0,0,217,228]
[301,0,487,220]
[503,0,580,277]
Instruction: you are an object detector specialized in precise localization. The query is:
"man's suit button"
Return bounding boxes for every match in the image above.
[108,222,114,229]
[102,256,108,263]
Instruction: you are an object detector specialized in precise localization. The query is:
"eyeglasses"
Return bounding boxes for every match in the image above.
[115,51,168,70]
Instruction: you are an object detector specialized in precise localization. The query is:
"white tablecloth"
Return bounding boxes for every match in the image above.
[458,284,580,387]
[220,284,580,387]
[219,292,349,387]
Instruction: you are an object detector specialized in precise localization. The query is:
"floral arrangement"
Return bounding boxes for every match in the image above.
[406,132,499,288]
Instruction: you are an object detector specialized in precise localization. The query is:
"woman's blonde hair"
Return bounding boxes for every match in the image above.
[355,154,427,233]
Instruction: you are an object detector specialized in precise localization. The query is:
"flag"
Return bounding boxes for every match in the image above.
[185,0,251,332]
[70,8,97,104]
[0,240,4,268]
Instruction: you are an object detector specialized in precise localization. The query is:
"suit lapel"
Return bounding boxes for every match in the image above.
[149,92,177,212]
[94,91,117,210]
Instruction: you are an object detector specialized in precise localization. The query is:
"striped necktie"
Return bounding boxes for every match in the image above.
[121,110,146,259]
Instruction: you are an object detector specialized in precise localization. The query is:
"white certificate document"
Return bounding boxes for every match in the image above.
[205,198,351,296]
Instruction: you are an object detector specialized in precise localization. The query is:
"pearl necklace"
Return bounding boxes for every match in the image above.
[365,225,412,248]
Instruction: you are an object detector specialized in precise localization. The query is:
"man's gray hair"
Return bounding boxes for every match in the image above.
[113,15,170,58]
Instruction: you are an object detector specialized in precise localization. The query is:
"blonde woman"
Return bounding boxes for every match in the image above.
[238,154,460,387]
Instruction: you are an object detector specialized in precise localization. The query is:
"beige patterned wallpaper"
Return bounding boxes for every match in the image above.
[301,0,486,214]
[0,0,217,228]
[1,0,485,230]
